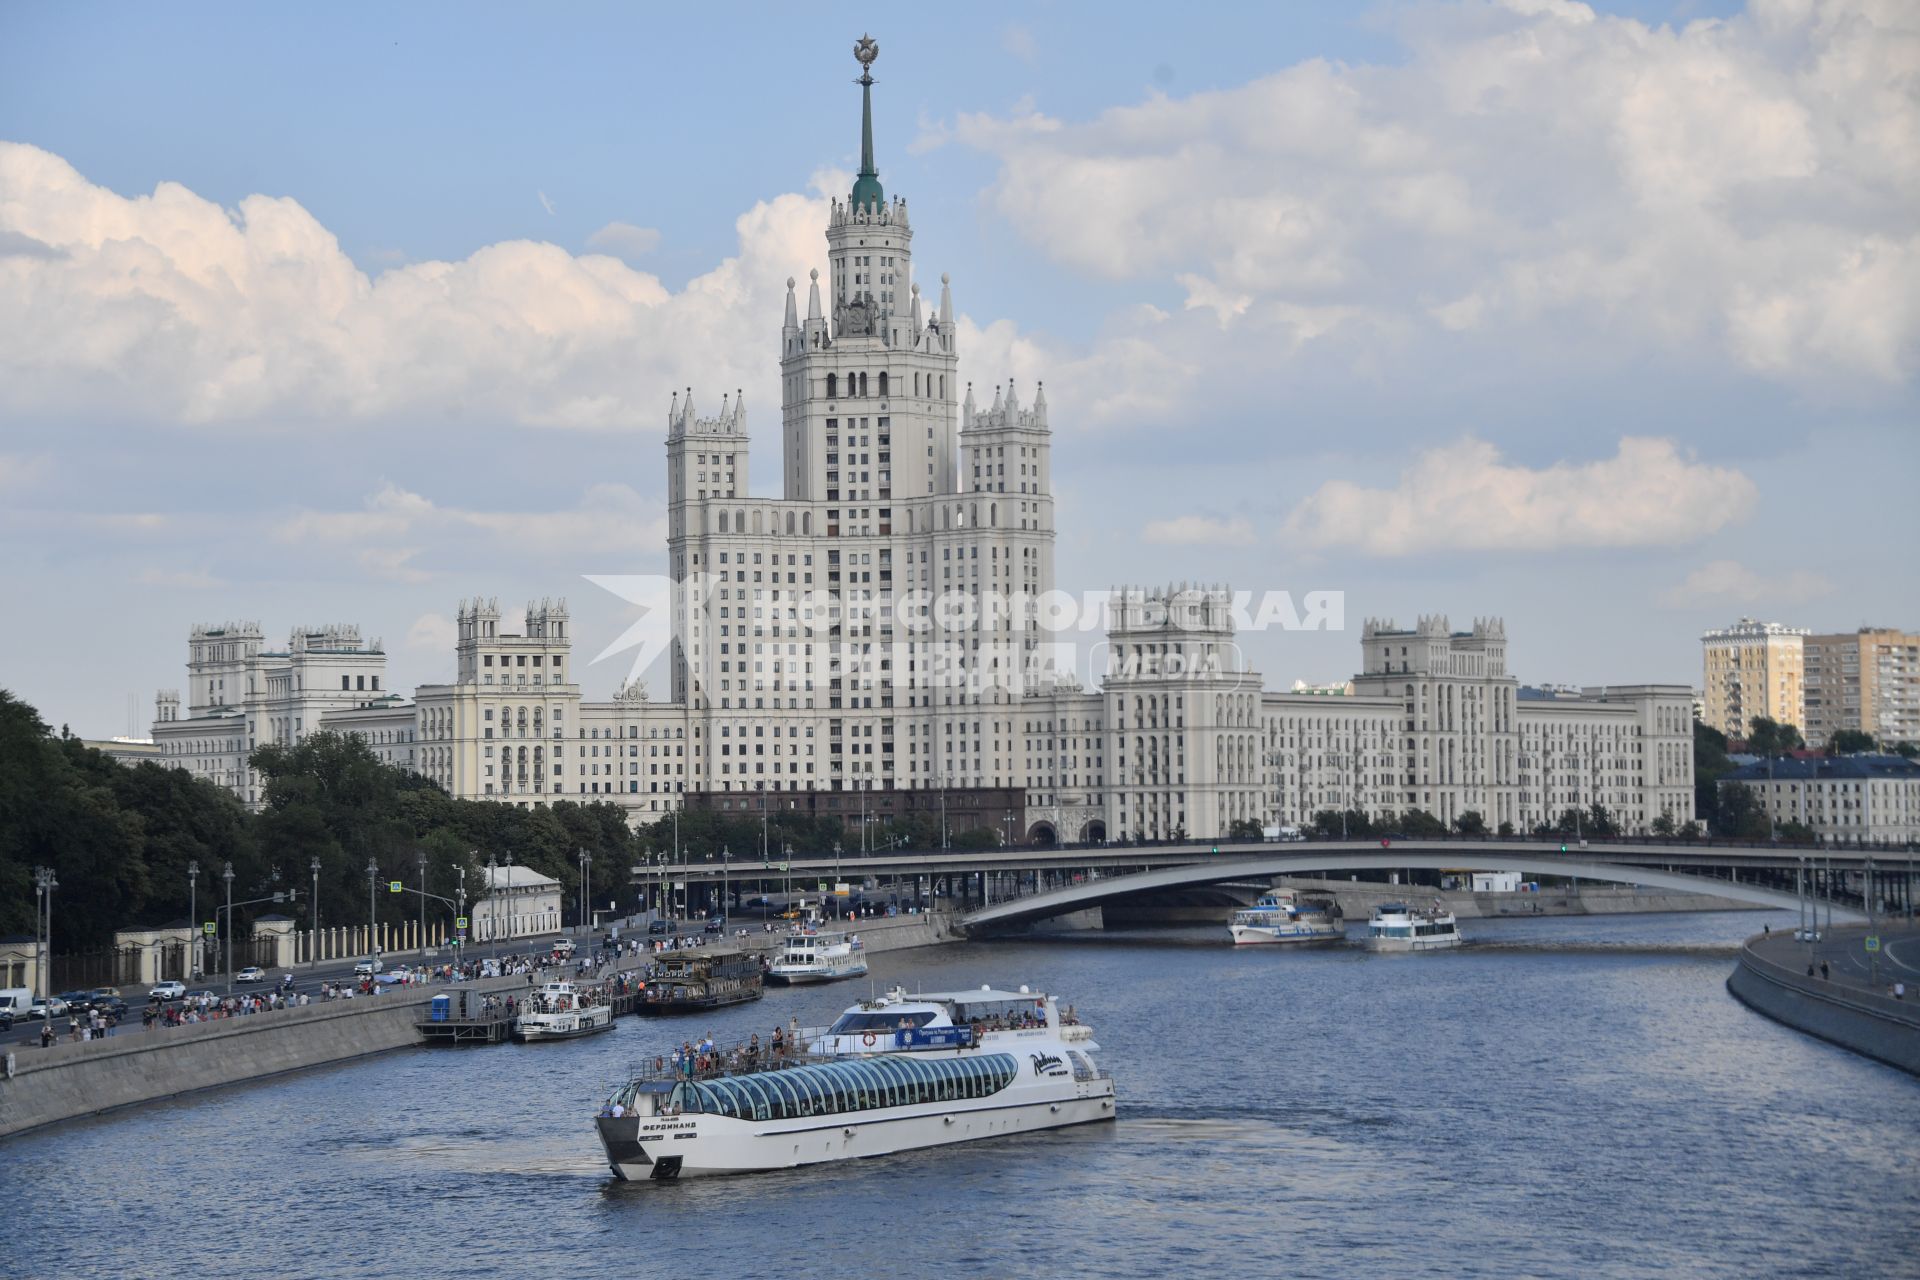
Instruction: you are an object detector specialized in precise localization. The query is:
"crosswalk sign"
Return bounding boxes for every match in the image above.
[1865,935,1881,953]
[455,916,468,928]
[389,880,403,893]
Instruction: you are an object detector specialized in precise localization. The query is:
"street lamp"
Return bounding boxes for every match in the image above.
[222,861,235,995]
[34,866,56,1005]
[310,856,321,967]
[187,859,200,979]
[416,850,428,956]
[365,857,378,971]
[577,849,593,932]
[720,844,730,927]
[484,853,499,953]
[833,841,843,919]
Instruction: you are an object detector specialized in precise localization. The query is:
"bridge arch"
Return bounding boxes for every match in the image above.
[961,851,1856,932]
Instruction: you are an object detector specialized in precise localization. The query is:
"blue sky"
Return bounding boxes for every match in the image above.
[0,0,1913,737]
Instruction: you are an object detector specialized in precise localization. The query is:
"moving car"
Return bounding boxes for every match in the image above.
[550,938,575,960]
[647,919,676,935]
[59,989,94,1011]
[28,997,69,1021]
[149,981,187,1001]
[90,995,129,1020]
[352,958,384,976]
[703,916,726,934]
[235,966,266,984]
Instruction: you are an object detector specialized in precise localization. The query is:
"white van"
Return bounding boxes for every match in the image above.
[0,988,34,1022]
[550,938,575,960]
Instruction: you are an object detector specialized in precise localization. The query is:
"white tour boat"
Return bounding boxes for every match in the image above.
[766,929,868,985]
[1364,902,1463,952]
[594,984,1116,1179]
[512,980,615,1042]
[1228,889,1343,946]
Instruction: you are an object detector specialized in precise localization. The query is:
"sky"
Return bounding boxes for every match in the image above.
[1,0,1915,738]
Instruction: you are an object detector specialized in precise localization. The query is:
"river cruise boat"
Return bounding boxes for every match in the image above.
[511,980,615,1043]
[1364,903,1463,952]
[594,984,1116,1180]
[767,929,868,985]
[1228,889,1343,946]
[634,948,763,1015]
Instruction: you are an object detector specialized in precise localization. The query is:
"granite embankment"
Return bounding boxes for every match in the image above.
[0,972,548,1140]
[0,914,962,1140]
[1275,876,1760,920]
[1727,926,1920,1077]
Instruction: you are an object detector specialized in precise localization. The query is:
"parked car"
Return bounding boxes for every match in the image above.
[59,989,94,1012]
[352,958,384,976]
[28,997,69,1021]
[235,966,266,984]
[0,988,34,1025]
[703,917,726,934]
[647,919,676,935]
[149,981,187,1002]
[89,996,129,1020]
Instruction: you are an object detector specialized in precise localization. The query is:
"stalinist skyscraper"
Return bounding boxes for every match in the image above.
[666,32,1057,800]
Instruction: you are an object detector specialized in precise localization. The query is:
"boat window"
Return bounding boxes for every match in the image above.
[827,1010,938,1034]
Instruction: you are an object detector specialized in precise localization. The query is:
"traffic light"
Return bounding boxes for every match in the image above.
[1560,843,1568,853]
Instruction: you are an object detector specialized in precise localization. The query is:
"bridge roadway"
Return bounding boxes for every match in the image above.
[647,835,1900,884]
[639,836,1905,931]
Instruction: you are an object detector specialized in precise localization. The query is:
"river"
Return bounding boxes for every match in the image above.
[6,909,1916,1279]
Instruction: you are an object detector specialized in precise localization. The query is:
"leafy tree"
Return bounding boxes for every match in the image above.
[1453,810,1488,836]
[1497,820,1515,837]
[1693,720,1735,831]
[1651,812,1677,837]
[1894,741,1919,760]
[1713,783,1772,840]
[1747,716,1805,758]
[1825,729,1878,756]
[1399,808,1447,837]
[1584,803,1619,838]
[1227,818,1264,841]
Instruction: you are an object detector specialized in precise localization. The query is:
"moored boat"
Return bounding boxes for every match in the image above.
[634,948,764,1014]
[594,984,1116,1179]
[511,981,615,1042]
[1364,902,1463,952]
[767,929,868,985]
[1228,889,1343,946]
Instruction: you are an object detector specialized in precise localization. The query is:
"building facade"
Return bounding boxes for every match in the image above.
[147,43,1694,842]
[1720,755,1920,845]
[1803,627,1920,749]
[471,864,563,941]
[1701,618,1808,741]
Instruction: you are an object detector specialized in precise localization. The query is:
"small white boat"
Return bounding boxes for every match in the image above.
[512,981,615,1042]
[1228,889,1343,946]
[594,984,1115,1179]
[767,929,869,985]
[1364,903,1462,952]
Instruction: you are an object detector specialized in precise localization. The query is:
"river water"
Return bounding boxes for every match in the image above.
[7,909,1917,1279]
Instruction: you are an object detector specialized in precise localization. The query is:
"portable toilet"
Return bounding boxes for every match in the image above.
[430,994,450,1023]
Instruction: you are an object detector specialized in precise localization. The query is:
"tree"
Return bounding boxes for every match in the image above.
[1651,812,1676,838]
[1497,820,1515,837]
[1693,720,1735,832]
[1747,716,1805,758]
[1894,741,1919,760]
[1453,810,1488,836]
[1399,808,1447,837]
[1584,803,1619,838]
[1713,783,1772,840]
[1825,729,1878,756]
[1227,818,1263,841]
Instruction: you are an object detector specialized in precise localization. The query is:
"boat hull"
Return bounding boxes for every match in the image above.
[1363,934,1463,953]
[1228,923,1343,946]
[597,1084,1116,1180]
[766,961,869,985]
[633,990,765,1015]
[511,1007,616,1042]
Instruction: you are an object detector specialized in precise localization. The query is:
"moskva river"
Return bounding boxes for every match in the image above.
[7,910,1916,1279]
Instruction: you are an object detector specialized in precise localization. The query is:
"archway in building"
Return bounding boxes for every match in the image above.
[1027,822,1058,848]
[1080,819,1107,844]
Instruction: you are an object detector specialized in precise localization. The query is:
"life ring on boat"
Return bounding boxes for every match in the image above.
[861,1032,877,1047]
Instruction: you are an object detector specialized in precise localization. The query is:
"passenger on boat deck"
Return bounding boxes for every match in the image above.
[610,1101,625,1118]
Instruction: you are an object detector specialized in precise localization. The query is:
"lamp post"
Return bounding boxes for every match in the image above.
[833,841,843,919]
[416,850,428,955]
[484,853,499,954]
[187,859,200,979]
[365,858,378,971]
[577,849,593,932]
[454,867,467,964]
[720,844,730,927]
[222,861,235,995]
[34,866,56,1005]
[310,856,321,967]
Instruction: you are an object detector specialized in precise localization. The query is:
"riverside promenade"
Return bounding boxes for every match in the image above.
[1728,923,1920,1077]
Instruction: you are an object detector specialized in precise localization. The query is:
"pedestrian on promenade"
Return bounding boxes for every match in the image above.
[1821,961,1830,981]
[40,1022,53,1049]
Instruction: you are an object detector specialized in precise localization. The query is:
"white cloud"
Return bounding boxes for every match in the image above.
[940,0,1920,384]
[585,220,662,260]
[1142,514,1256,546]
[1659,559,1836,608]
[276,481,667,557]
[537,190,556,216]
[1283,436,1756,556]
[405,612,457,653]
[359,546,431,584]
[1002,24,1036,62]
[0,145,840,429]
[136,567,224,589]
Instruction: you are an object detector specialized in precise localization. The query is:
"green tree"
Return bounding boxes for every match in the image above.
[1825,729,1878,756]
[1747,716,1805,758]
[1227,818,1264,840]
[1893,741,1919,760]
[1453,810,1488,836]
[1399,808,1447,837]
[1693,720,1735,831]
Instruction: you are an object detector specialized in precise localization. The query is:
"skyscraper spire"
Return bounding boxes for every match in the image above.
[851,34,884,212]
